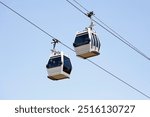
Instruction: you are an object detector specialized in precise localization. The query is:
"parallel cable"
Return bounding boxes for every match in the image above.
[73,0,150,59]
[0,1,149,99]
[0,0,75,53]
[87,59,150,99]
[65,0,87,16]
[0,1,55,39]
[66,0,150,61]
[72,0,89,12]
[92,19,150,61]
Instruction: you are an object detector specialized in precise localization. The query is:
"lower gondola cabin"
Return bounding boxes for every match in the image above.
[46,51,72,80]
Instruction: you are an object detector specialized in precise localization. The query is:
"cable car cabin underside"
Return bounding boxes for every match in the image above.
[46,51,72,81]
[73,27,101,59]
[47,66,69,80]
[74,44,100,59]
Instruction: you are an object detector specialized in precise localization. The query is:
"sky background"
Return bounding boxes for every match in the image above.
[0,0,150,100]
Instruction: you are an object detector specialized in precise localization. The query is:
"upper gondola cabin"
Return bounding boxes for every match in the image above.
[73,27,101,59]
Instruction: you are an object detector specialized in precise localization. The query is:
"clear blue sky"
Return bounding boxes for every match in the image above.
[0,0,150,99]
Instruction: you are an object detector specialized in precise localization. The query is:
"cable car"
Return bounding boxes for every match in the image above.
[46,51,72,80]
[46,39,72,80]
[73,27,101,59]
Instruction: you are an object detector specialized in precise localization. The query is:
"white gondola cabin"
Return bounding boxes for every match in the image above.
[73,27,101,59]
[46,51,72,80]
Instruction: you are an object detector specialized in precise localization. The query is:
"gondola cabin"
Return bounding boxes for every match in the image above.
[73,27,101,59]
[46,51,72,80]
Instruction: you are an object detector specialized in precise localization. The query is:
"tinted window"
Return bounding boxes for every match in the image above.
[93,33,96,47]
[73,33,90,47]
[96,36,101,51]
[63,56,72,74]
[91,33,96,47]
[94,34,98,47]
[46,56,62,68]
[92,33,100,49]
[98,37,101,51]
[91,34,94,48]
